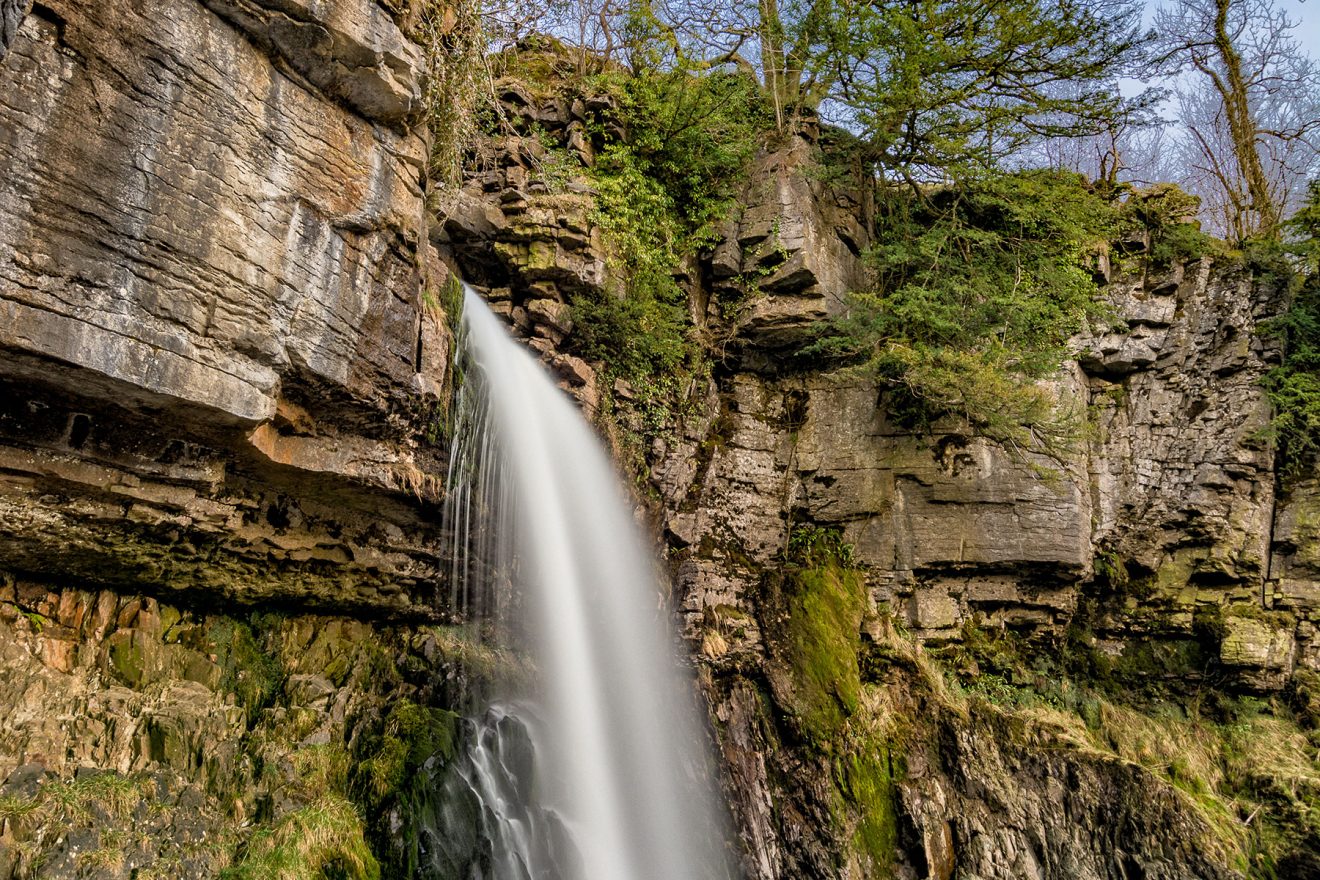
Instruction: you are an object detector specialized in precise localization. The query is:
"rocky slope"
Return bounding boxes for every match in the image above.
[0,1,464,876]
[3,9,1320,880]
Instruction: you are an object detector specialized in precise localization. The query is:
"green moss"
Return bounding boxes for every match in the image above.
[769,561,866,747]
[880,601,1320,876]
[107,631,146,687]
[354,700,460,809]
[208,619,283,716]
[1094,550,1130,590]
[835,738,900,872]
[1154,554,1197,594]
[159,604,183,641]
[1111,638,1210,682]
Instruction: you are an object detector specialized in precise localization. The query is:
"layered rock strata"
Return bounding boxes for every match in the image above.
[0,3,457,876]
[0,0,449,614]
[440,77,1314,878]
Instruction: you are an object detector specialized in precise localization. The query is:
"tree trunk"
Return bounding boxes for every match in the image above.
[1212,0,1281,237]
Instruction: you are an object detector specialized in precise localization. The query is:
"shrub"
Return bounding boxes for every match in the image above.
[566,12,768,385]
[806,170,1115,454]
[1262,179,1320,478]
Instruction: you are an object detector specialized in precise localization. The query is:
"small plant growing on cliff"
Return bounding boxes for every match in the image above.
[221,795,379,880]
[1261,179,1320,478]
[804,170,1113,457]
[786,524,856,568]
[413,0,489,187]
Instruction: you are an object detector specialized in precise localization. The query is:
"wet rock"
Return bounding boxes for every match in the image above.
[0,0,27,59]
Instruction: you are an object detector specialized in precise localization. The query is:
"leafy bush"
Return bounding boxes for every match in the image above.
[806,170,1115,453]
[1119,183,1220,266]
[1262,180,1320,477]
[568,10,768,384]
[572,142,692,379]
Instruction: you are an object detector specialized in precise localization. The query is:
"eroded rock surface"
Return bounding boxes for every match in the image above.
[0,0,449,612]
[0,579,465,878]
[4,16,1319,879]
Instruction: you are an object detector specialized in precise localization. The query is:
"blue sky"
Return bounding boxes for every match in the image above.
[1290,0,1320,48]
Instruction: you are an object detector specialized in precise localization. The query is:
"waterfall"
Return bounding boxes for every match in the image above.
[425,286,733,880]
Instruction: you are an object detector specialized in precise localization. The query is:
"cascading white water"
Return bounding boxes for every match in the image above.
[434,286,734,880]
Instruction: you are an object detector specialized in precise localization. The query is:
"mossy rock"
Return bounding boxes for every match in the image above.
[354,700,461,809]
[106,629,147,687]
[208,620,283,714]
[834,734,901,874]
[761,560,866,748]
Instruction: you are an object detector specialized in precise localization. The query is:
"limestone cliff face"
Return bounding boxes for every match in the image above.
[0,3,461,876]
[0,0,450,613]
[442,82,1320,878]
[3,12,1319,879]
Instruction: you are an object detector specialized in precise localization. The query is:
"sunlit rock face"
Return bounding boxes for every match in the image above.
[436,66,1315,876]
[0,0,449,610]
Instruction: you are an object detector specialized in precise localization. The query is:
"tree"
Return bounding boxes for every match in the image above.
[489,0,1152,181]
[826,0,1152,179]
[1262,180,1320,474]
[1151,0,1320,241]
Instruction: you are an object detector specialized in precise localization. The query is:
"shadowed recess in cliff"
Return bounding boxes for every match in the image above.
[420,285,736,880]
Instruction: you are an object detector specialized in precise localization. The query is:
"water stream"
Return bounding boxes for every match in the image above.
[424,286,733,880]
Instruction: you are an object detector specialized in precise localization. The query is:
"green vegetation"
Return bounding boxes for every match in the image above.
[762,526,904,869]
[774,561,866,745]
[221,795,379,880]
[1121,184,1221,267]
[572,142,692,381]
[354,699,460,809]
[570,25,767,385]
[0,773,155,827]
[767,526,866,746]
[786,523,857,569]
[1262,180,1320,477]
[561,0,1151,178]
[923,619,1320,876]
[209,617,284,717]
[806,171,1116,452]
[411,0,485,186]
[833,726,900,875]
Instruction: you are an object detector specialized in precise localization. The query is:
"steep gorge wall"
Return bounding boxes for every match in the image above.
[0,3,466,876]
[0,0,449,612]
[441,78,1320,879]
[3,10,1320,878]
